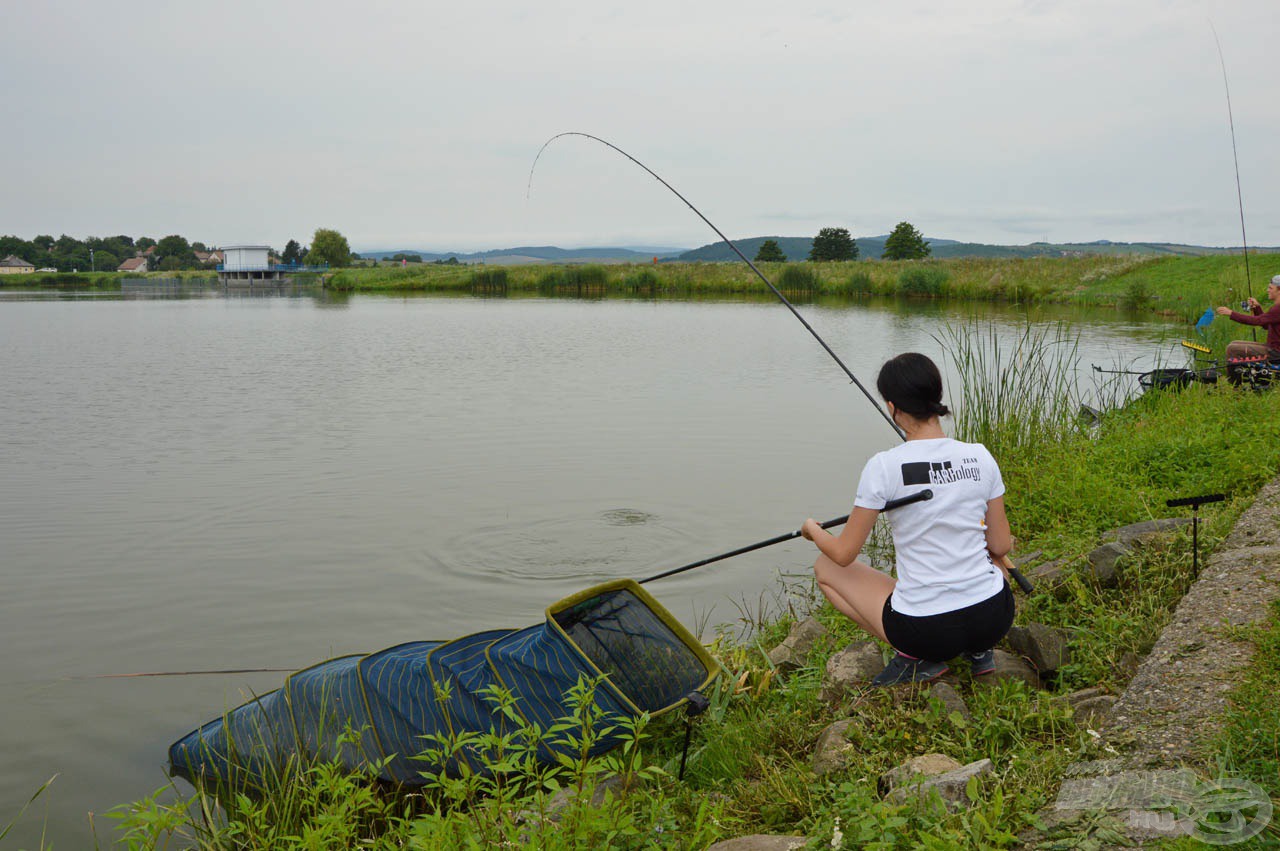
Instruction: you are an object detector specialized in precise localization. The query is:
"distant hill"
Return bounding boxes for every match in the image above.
[677,237,1280,262]
[359,238,1280,266]
[360,245,684,265]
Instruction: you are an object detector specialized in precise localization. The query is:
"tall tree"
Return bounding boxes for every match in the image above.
[754,239,787,263]
[808,227,858,262]
[154,235,197,269]
[881,222,931,260]
[281,239,303,265]
[305,228,351,267]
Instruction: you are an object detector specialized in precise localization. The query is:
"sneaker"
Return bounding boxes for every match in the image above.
[967,649,995,676]
[872,653,949,687]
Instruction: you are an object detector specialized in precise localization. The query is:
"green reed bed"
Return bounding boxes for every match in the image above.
[318,254,1280,312]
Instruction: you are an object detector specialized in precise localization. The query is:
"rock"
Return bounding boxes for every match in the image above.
[1113,650,1141,683]
[767,616,828,673]
[1063,686,1108,708]
[1025,557,1069,592]
[705,836,809,851]
[542,773,629,817]
[926,681,970,720]
[1072,694,1119,730]
[1012,550,1044,567]
[878,753,962,794]
[885,758,994,809]
[1106,518,1193,549]
[820,641,885,701]
[1085,541,1128,586]
[975,649,1039,689]
[811,719,857,776]
[518,773,632,829]
[1005,623,1071,673]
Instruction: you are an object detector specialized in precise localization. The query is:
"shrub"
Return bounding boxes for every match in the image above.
[777,264,818,293]
[898,265,949,296]
[471,268,508,292]
[1120,278,1153,310]
[845,270,874,294]
[622,268,659,292]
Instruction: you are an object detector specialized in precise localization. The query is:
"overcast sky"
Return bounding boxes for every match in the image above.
[2,1,1276,252]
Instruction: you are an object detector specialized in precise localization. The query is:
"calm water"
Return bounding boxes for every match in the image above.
[0,289,1179,846]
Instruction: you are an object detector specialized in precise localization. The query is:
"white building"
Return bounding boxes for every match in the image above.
[221,245,272,271]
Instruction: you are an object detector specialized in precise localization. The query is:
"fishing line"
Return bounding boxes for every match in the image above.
[1210,22,1255,336]
[528,131,904,439]
[529,132,1034,592]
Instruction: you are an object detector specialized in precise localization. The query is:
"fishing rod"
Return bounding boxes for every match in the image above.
[1210,22,1255,338]
[529,132,903,440]
[72,667,297,680]
[530,132,1033,593]
[638,488,933,585]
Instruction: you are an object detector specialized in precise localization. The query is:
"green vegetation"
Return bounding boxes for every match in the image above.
[882,222,931,261]
[777,264,819,293]
[53,325,1272,849]
[808,228,858,262]
[897,265,948,296]
[306,228,353,268]
[316,253,1280,323]
[1210,600,1280,848]
[754,239,787,263]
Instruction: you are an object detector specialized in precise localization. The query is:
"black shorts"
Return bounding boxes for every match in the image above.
[881,583,1014,663]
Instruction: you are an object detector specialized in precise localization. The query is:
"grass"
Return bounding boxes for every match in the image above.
[314,254,1280,324]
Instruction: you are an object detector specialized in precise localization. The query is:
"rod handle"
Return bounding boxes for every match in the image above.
[997,553,1035,595]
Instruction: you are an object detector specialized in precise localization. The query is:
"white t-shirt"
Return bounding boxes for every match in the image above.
[854,437,1005,616]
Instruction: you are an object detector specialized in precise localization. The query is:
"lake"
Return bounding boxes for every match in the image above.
[0,288,1181,846]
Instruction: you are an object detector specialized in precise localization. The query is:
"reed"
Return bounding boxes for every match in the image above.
[937,321,1085,456]
[776,264,818,293]
[898,265,950,296]
[469,267,508,294]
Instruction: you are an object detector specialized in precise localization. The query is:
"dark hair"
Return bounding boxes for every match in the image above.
[876,352,950,418]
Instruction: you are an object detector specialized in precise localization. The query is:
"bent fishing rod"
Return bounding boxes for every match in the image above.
[531,132,1034,594]
[1211,22,1256,338]
[529,132,903,440]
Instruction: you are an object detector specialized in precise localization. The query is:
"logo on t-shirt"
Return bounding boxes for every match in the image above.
[901,459,982,486]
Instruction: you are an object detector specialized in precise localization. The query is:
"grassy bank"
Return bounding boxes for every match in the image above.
[324,255,1280,321]
[0,270,219,290]
[83,332,1280,849]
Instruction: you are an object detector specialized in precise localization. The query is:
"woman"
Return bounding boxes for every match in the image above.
[801,352,1014,686]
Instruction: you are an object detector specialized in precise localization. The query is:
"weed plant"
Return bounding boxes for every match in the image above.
[897,265,950,296]
[936,321,1084,455]
[777,264,819,293]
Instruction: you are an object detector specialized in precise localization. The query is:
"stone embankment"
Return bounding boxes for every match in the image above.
[1030,472,1280,847]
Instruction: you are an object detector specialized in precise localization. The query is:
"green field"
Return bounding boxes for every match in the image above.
[321,254,1280,323]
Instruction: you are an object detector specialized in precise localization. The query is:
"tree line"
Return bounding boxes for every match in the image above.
[0,228,355,273]
[754,222,931,264]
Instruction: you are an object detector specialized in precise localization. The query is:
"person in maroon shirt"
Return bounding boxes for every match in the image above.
[1216,275,1280,360]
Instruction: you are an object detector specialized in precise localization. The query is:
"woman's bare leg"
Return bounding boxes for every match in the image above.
[814,553,895,644]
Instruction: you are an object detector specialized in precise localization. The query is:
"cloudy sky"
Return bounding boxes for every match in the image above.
[2,0,1276,252]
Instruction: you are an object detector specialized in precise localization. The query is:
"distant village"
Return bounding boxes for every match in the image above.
[0,232,340,275]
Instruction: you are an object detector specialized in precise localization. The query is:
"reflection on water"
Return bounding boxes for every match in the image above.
[0,289,1182,847]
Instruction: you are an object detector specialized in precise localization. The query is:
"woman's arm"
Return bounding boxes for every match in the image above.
[801,506,880,566]
[984,496,1012,559]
